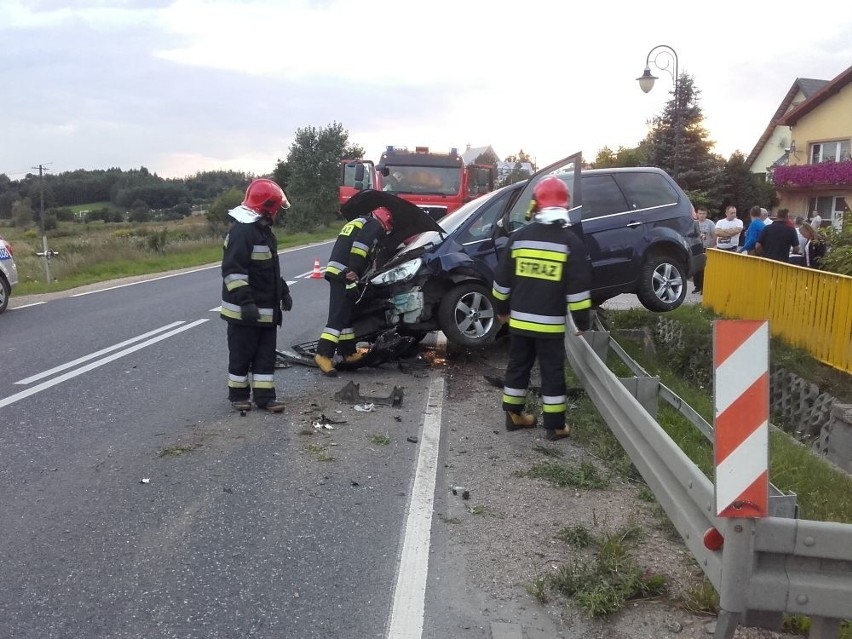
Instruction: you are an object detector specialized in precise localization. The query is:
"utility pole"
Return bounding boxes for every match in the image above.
[32,163,56,283]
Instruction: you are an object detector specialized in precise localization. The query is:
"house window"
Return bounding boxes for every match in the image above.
[809,140,851,163]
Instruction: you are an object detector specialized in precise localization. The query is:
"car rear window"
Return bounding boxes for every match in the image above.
[613,172,678,209]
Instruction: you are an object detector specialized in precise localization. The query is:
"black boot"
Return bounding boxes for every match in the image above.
[258,399,286,413]
[545,426,571,441]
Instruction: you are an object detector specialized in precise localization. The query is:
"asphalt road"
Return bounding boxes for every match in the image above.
[0,243,448,639]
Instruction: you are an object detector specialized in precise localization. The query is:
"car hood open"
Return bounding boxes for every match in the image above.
[340,189,443,250]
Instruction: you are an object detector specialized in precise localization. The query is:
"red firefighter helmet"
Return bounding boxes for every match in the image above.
[533,176,570,210]
[243,179,290,217]
[372,207,393,232]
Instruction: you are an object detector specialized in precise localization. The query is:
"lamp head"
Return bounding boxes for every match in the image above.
[637,68,657,93]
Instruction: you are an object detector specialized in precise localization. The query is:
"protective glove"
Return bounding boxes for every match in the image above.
[345,281,360,300]
[281,292,293,312]
[241,303,260,322]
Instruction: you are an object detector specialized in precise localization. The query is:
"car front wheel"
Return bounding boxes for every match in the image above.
[0,275,9,314]
[438,282,500,347]
[636,253,687,312]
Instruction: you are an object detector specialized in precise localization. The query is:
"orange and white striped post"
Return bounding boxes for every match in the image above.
[713,320,769,518]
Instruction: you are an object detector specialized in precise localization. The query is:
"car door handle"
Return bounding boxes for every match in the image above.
[626,221,641,228]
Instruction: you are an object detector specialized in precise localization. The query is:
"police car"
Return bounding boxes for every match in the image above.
[0,236,19,314]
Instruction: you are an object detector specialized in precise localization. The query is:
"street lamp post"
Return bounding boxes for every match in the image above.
[636,44,681,179]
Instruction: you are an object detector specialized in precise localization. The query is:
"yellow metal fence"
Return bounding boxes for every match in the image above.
[702,249,852,373]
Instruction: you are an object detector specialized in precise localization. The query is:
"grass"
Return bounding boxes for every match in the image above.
[680,576,719,614]
[2,216,338,296]
[782,616,852,638]
[538,523,667,617]
[157,442,201,457]
[520,460,609,489]
[370,433,391,446]
[554,524,595,548]
[603,305,852,524]
[305,442,335,462]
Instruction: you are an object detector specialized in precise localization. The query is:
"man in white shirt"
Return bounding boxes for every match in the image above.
[714,206,743,251]
[810,210,823,229]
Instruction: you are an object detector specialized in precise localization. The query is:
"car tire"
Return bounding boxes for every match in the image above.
[0,275,9,314]
[438,282,500,347]
[636,253,687,312]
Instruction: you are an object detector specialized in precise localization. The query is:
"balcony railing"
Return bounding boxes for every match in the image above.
[772,159,852,188]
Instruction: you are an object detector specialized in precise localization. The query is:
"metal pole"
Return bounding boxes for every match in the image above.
[641,45,680,180]
[37,164,53,284]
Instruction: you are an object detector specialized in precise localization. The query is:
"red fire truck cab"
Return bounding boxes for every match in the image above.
[338,147,495,221]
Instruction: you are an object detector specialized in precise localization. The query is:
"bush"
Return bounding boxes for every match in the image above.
[820,223,852,276]
[146,229,168,253]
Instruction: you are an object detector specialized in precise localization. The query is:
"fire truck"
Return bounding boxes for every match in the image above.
[338,146,495,220]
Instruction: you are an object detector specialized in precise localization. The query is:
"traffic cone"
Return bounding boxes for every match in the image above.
[310,258,323,279]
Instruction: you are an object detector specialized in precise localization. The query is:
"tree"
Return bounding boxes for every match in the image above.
[709,152,771,218]
[274,122,363,232]
[504,149,532,165]
[184,170,251,202]
[206,187,244,234]
[129,199,153,223]
[592,144,649,168]
[645,74,718,194]
[473,149,499,166]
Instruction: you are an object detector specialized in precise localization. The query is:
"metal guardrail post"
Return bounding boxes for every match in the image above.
[714,518,756,639]
[618,376,659,418]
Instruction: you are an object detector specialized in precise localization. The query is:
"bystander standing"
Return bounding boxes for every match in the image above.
[756,209,799,263]
[692,207,714,293]
[740,206,765,255]
[800,222,828,269]
[714,206,742,251]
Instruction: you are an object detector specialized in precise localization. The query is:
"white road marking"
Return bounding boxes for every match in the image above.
[16,321,186,385]
[9,301,46,309]
[71,267,215,296]
[0,319,209,410]
[386,373,444,639]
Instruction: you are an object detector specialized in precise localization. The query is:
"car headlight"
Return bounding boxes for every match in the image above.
[370,257,423,286]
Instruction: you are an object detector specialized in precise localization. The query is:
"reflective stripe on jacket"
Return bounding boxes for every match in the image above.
[492,222,592,337]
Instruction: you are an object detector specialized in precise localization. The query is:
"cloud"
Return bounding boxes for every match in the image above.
[1,0,850,179]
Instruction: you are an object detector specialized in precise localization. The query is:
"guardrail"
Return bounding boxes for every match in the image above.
[565,322,852,639]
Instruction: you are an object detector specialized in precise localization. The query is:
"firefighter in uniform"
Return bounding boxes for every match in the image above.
[220,179,293,412]
[314,207,393,376]
[491,176,592,441]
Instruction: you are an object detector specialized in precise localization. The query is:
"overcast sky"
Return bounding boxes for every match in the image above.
[2,0,850,180]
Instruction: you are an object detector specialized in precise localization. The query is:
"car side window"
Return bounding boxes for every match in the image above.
[456,188,516,243]
[614,172,678,209]
[580,175,629,219]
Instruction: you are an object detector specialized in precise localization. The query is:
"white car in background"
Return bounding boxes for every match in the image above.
[0,236,19,313]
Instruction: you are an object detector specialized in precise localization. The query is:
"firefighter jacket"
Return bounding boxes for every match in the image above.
[491,219,592,337]
[324,216,384,282]
[220,207,289,327]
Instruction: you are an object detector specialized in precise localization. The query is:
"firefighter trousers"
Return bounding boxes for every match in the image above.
[317,280,357,359]
[227,323,278,407]
[502,334,567,431]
